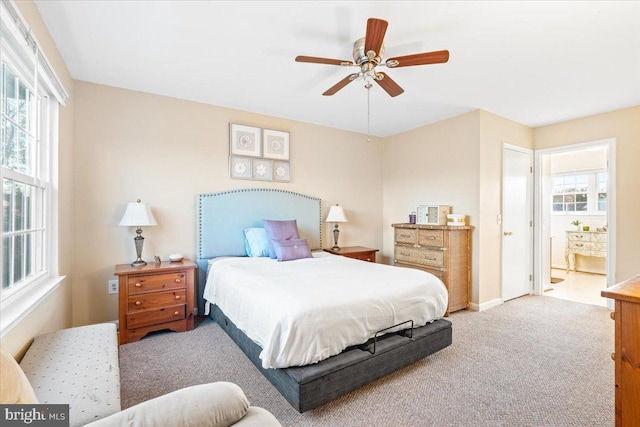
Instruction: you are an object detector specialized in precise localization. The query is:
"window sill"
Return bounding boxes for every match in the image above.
[0,275,66,338]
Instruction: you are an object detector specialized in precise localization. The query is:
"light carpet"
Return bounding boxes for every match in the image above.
[119,296,614,426]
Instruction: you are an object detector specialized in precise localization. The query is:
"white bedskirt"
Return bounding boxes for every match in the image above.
[204,252,447,369]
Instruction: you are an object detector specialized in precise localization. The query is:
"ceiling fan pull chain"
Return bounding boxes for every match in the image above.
[367,81,371,142]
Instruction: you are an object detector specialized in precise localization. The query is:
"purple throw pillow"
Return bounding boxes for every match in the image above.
[272,238,312,262]
[262,219,300,259]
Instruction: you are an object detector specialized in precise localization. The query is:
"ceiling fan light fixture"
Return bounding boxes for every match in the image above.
[385,59,399,68]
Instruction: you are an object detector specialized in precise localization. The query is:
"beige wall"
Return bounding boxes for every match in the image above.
[534,105,640,283]
[72,81,383,326]
[382,110,532,307]
[1,0,74,358]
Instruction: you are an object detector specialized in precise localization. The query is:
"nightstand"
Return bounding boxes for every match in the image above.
[324,246,379,263]
[115,260,197,344]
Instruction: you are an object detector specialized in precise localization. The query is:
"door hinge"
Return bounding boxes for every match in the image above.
[530,220,533,227]
[530,166,533,173]
[529,274,533,281]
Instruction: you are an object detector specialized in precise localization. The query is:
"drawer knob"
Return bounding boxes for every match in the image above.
[611,352,615,361]
[175,295,181,300]
[610,311,615,320]
[174,278,181,283]
[174,311,180,316]
[135,282,142,288]
[135,301,141,306]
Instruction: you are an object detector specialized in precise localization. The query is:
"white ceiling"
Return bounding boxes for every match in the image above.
[34,1,640,137]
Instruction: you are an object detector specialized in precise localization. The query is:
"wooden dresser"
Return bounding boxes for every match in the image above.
[392,224,472,314]
[601,275,640,426]
[324,246,378,263]
[115,260,197,344]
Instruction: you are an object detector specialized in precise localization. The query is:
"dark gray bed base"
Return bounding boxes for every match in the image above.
[211,305,452,412]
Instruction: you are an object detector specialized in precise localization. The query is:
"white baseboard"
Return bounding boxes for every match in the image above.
[468,298,502,312]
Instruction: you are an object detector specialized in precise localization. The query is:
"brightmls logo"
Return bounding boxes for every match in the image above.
[0,405,69,426]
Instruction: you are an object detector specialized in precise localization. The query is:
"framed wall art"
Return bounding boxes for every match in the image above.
[229,156,252,180]
[230,123,261,157]
[262,129,290,160]
[273,161,290,182]
[252,158,273,181]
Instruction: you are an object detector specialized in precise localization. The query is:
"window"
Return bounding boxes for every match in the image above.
[0,0,67,328]
[551,171,607,214]
[2,60,48,295]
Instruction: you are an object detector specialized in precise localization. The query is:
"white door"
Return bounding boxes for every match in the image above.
[502,145,533,301]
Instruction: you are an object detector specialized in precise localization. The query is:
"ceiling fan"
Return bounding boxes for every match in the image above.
[295,18,449,97]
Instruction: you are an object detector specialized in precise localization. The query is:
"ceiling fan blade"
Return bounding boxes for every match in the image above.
[386,50,450,68]
[323,73,359,96]
[374,72,404,97]
[295,56,354,66]
[364,18,388,57]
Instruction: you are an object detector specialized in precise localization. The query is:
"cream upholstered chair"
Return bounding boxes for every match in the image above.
[1,345,281,427]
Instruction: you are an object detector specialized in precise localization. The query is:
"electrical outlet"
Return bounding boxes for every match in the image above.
[108,279,118,294]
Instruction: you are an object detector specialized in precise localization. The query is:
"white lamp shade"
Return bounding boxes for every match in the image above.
[326,205,348,223]
[119,201,157,227]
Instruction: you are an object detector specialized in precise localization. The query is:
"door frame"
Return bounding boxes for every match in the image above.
[532,138,617,299]
[501,143,534,301]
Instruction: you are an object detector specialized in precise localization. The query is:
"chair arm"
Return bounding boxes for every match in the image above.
[85,382,252,427]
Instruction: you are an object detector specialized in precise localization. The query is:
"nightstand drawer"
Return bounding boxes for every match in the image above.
[418,229,444,247]
[126,304,186,329]
[394,228,417,244]
[127,289,186,311]
[347,252,376,263]
[395,246,444,268]
[128,271,186,294]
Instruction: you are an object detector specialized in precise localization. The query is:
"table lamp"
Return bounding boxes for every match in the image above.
[119,199,157,266]
[326,204,348,250]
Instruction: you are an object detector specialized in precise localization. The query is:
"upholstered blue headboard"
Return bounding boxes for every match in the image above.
[196,188,322,311]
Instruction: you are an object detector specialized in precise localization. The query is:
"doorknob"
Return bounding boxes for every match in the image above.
[503,231,513,236]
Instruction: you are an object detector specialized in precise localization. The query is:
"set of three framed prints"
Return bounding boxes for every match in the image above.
[229,123,290,182]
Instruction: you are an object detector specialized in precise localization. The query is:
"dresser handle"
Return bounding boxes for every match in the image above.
[425,257,437,261]
[175,295,181,300]
[174,278,181,283]
[425,236,436,240]
[610,312,615,320]
[135,282,142,288]
[400,252,410,257]
[611,352,615,361]
[174,311,180,316]
[576,243,583,247]
[135,301,141,306]
[399,234,411,239]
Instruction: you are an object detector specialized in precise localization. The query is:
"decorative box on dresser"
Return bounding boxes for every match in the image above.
[115,260,197,345]
[392,224,472,315]
[601,275,640,427]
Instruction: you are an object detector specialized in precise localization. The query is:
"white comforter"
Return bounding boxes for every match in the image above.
[203,252,447,369]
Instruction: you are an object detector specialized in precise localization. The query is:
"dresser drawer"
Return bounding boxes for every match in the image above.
[126,304,186,329]
[567,232,589,242]
[394,228,417,244]
[418,229,444,247]
[568,241,596,251]
[128,271,187,294]
[395,245,444,268]
[127,289,186,311]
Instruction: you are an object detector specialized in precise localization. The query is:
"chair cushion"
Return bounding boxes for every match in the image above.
[19,323,121,427]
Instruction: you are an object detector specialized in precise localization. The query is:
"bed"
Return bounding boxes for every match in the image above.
[196,189,452,412]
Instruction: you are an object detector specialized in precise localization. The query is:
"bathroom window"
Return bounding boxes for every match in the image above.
[551,171,606,214]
